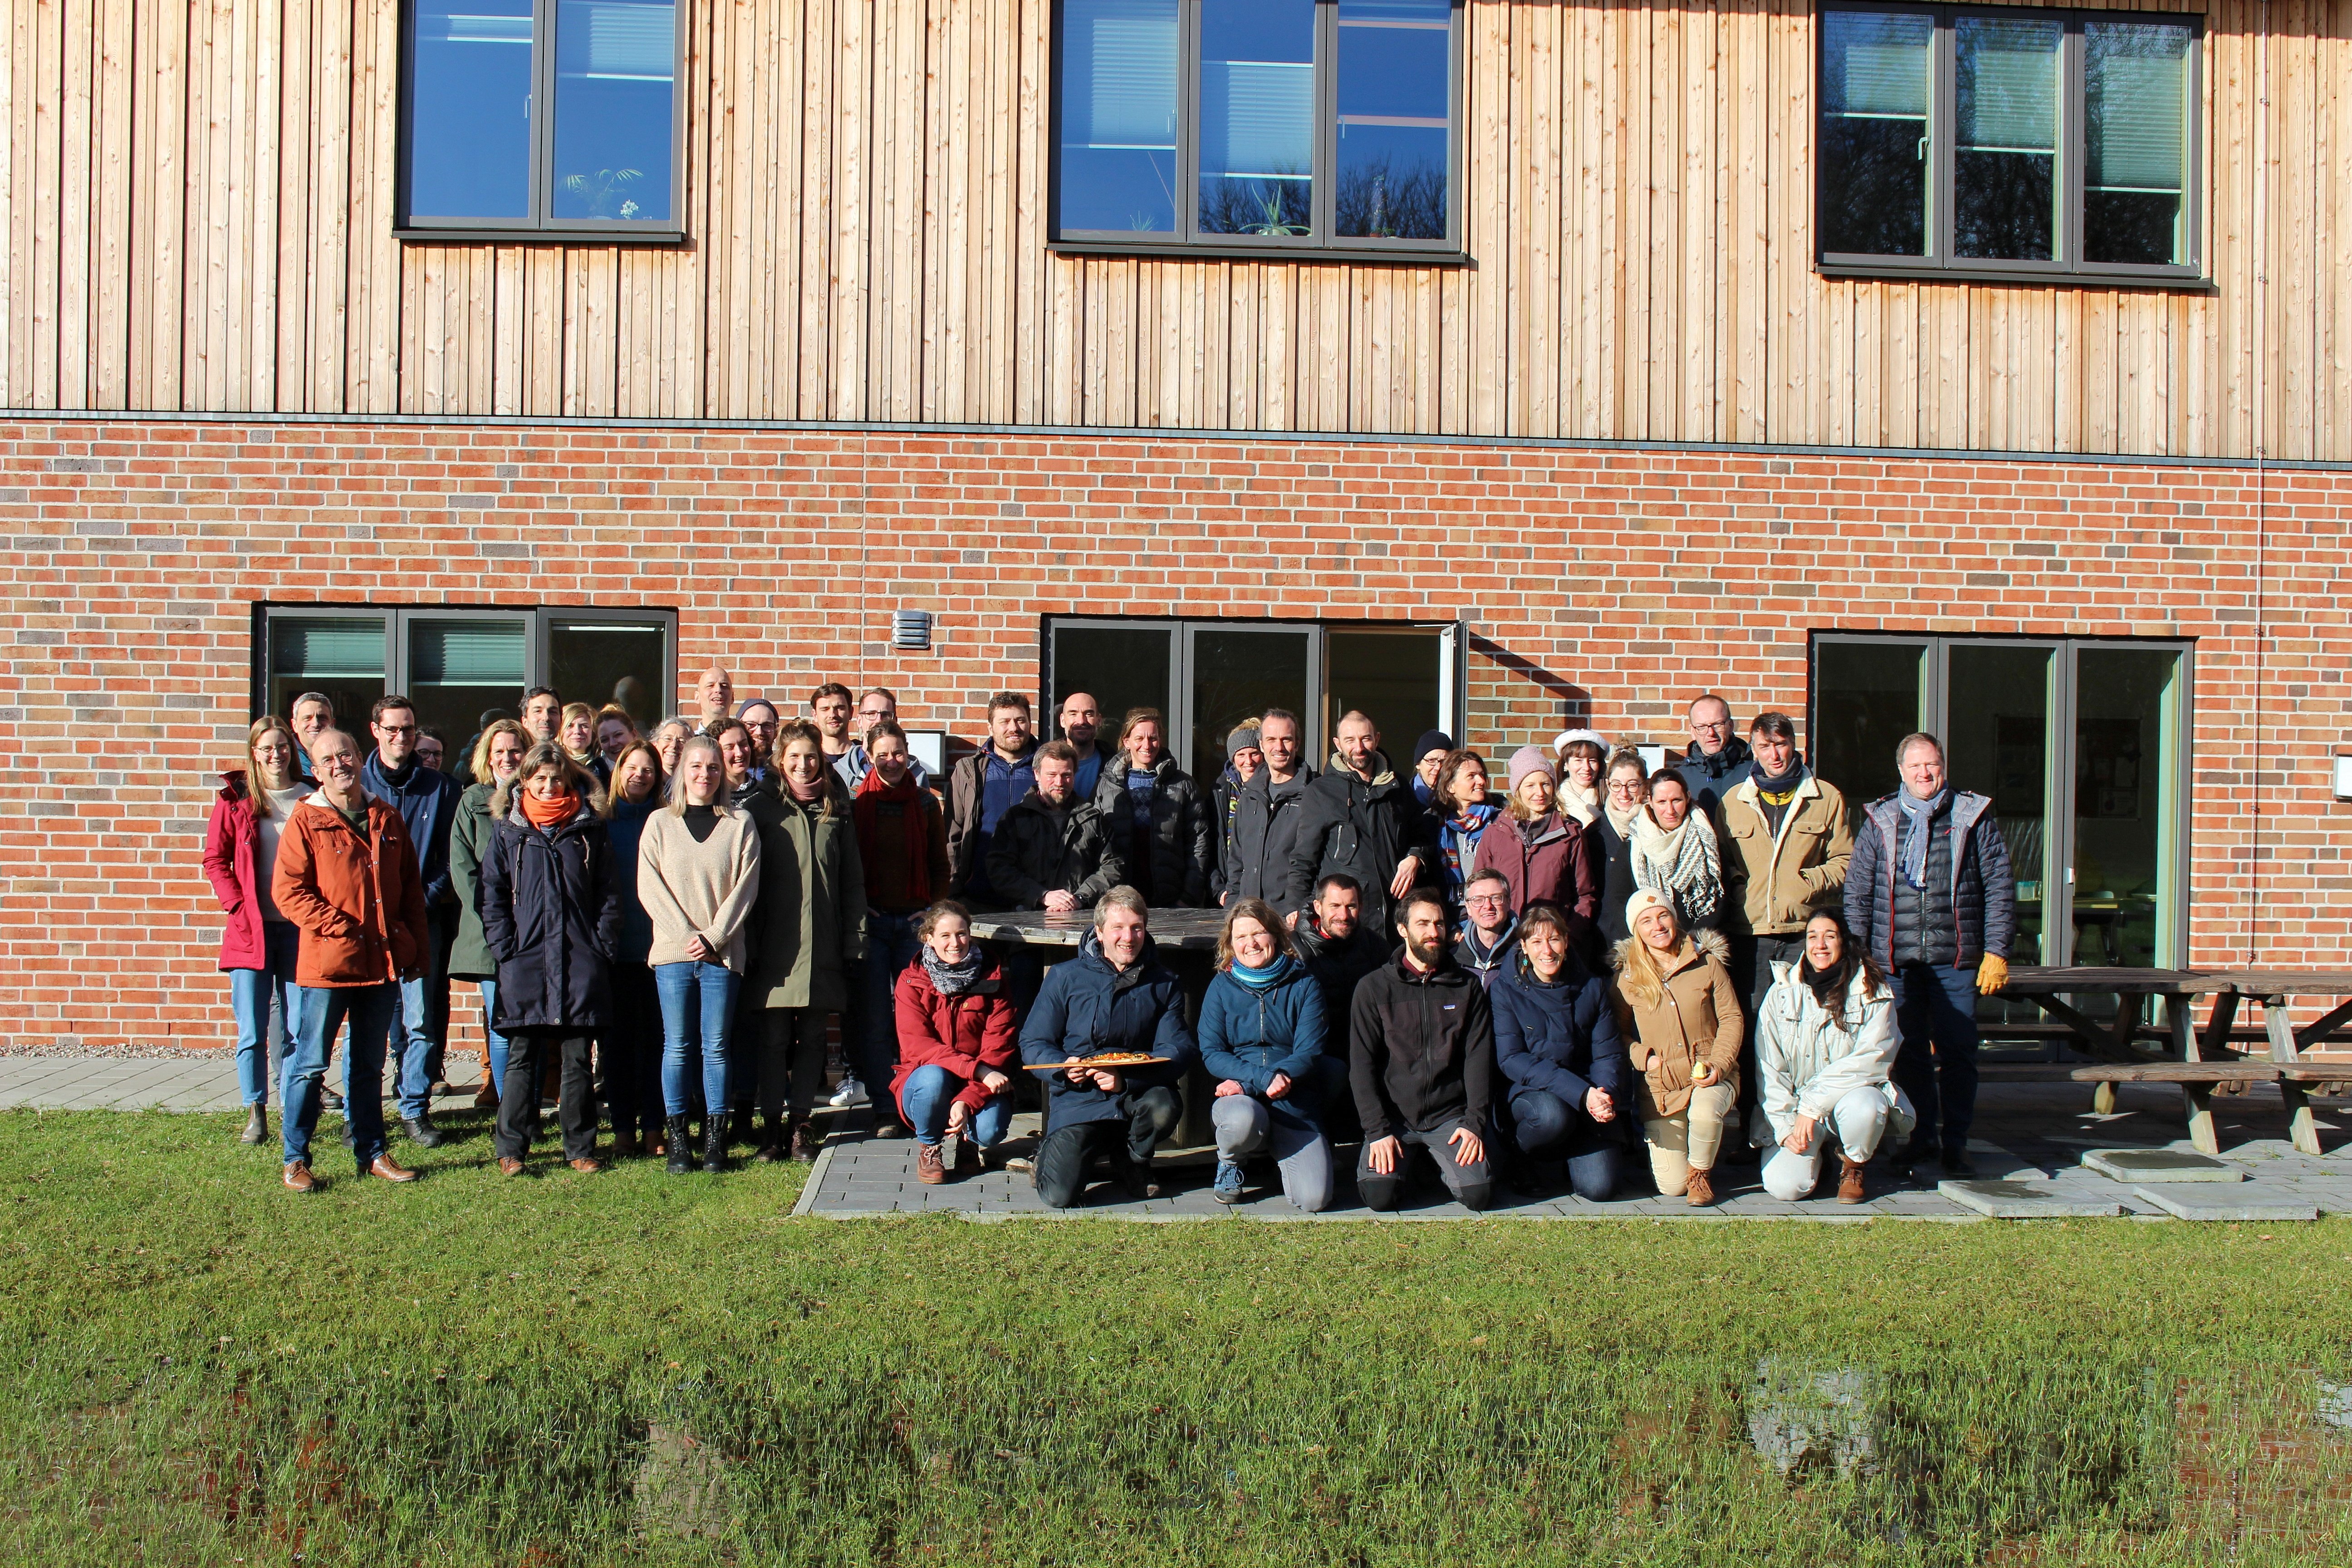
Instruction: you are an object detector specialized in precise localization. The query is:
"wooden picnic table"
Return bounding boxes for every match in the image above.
[1995,965,2347,1154]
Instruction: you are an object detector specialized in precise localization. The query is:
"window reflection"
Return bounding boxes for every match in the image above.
[1954,15,2060,261]
[1198,0,1316,236]
[406,0,534,220]
[1819,10,1932,256]
[1334,0,1450,240]
[1058,0,1179,233]
[552,0,676,223]
[2085,21,2192,265]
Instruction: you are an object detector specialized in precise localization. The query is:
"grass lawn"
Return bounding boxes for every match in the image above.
[3,1107,2348,1566]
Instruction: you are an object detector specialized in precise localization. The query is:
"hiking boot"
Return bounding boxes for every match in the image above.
[240,1107,269,1146]
[1120,1154,1162,1202]
[404,1114,445,1150]
[1838,1156,1869,1205]
[281,1160,316,1194]
[665,1115,695,1176]
[1683,1167,1717,1207]
[1211,1159,1245,1204]
[754,1113,786,1164]
[788,1117,821,1164]
[916,1143,947,1185]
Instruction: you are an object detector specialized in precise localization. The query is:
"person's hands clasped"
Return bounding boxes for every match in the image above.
[1782,1112,1816,1155]
[1042,890,1079,915]
[685,932,714,963]
[1584,1086,1616,1123]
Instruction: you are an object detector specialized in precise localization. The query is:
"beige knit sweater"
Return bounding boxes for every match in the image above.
[637,807,763,971]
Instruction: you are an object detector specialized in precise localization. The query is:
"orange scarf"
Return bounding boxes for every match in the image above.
[517,788,576,830]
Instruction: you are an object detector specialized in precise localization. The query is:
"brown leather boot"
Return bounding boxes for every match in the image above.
[788,1117,821,1163]
[916,1143,947,1185]
[1683,1167,1716,1207]
[281,1160,316,1193]
[1837,1156,1869,1205]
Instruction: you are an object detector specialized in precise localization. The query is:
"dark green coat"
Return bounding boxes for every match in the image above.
[446,782,498,980]
[744,783,868,1012]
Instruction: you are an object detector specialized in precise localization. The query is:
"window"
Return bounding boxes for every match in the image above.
[399,0,684,238]
[1809,634,2192,989]
[1054,0,1463,258]
[1817,5,2200,282]
[1044,617,1460,775]
[255,605,678,761]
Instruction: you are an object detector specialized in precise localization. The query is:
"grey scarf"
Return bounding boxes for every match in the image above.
[921,948,983,996]
[1896,788,1951,890]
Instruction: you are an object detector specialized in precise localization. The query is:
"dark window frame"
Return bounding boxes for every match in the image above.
[1049,0,1470,264]
[395,0,690,244]
[1813,2,2205,288]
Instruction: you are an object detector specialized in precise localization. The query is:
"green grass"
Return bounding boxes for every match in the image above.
[3,1107,2348,1566]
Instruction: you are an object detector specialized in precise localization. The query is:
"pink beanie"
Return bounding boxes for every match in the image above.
[1507,744,1555,791]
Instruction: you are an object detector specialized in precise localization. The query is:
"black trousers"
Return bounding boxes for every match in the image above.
[1035,1086,1181,1209]
[498,1034,596,1162]
[605,962,663,1142]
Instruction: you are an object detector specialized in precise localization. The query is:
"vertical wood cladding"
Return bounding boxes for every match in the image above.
[2,0,2347,458]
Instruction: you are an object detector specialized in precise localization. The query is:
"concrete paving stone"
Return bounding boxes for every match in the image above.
[2083,1148,2244,1183]
[2131,1186,2321,1223]
[1940,1179,2124,1219]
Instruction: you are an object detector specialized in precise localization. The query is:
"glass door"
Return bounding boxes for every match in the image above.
[1049,619,1178,755]
[2070,646,2185,969]
[1942,644,2058,1029]
[1325,626,1445,774]
[1813,636,1930,805]
[1185,624,1316,776]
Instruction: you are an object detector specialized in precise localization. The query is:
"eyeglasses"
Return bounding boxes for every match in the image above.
[1465,894,1507,908]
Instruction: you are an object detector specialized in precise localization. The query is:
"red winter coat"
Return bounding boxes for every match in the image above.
[1473,811,1602,944]
[202,771,268,970]
[890,955,1020,1115]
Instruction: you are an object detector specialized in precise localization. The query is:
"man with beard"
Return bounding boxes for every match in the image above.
[1057,690,1116,799]
[1285,710,1429,930]
[986,743,1123,912]
[1222,708,1318,917]
[1349,889,1494,1212]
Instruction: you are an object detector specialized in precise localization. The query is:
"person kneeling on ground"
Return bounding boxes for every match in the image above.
[1756,913,1915,1204]
[1613,890,1742,1207]
[480,743,622,1177]
[1019,888,1197,1207]
[1489,899,1628,1201]
[1350,890,1495,1212]
[1200,898,1338,1211]
[893,900,1019,1185]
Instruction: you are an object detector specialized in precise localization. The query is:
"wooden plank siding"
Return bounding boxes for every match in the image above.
[0,0,2342,459]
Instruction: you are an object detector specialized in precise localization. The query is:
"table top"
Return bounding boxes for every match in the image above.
[969,906,1228,952]
[2000,966,2352,997]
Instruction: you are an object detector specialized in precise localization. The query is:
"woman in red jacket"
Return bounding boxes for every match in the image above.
[1474,745,1602,952]
[202,718,314,1146]
[891,900,1019,1185]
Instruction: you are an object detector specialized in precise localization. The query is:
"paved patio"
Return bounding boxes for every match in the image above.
[5,1054,2343,1221]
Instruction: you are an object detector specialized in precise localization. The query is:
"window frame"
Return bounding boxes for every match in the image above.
[1049,0,1470,264]
[250,603,681,725]
[1813,1,2206,288]
[394,0,690,244]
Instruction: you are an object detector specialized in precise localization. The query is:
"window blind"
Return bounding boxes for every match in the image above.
[2088,31,2188,192]
[1071,1,1177,149]
[270,619,386,678]
[410,620,526,685]
[1201,61,1313,176]
[1959,22,2060,153]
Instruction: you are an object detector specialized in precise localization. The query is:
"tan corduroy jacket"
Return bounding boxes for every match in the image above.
[1611,928,1744,1119]
[1722,772,1853,937]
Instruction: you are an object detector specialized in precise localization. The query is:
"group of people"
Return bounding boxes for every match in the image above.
[205,673,2018,1209]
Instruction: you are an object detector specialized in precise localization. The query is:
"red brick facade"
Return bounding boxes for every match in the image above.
[5,414,2347,1046]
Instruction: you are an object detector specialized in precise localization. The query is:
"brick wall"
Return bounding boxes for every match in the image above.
[4,416,2348,1047]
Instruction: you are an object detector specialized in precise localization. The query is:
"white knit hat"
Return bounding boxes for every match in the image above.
[1625,888,1676,929]
[1553,728,1611,755]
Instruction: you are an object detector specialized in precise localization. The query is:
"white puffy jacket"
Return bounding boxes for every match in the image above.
[1755,961,1916,1144]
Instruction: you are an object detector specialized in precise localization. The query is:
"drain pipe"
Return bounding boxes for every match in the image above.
[2247,3,2270,967]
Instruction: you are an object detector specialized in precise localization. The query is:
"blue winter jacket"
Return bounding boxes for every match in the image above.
[603,796,661,965]
[1018,935,1199,1132]
[361,753,463,909]
[1196,959,1326,1097]
[1845,790,2016,972]
[1489,950,1629,1110]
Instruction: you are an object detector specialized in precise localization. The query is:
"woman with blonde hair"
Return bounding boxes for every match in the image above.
[1473,745,1601,949]
[1613,888,1743,1206]
[559,701,609,785]
[480,742,619,1176]
[449,719,529,1110]
[637,733,762,1174]
[1196,897,1334,1210]
[203,716,315,1143]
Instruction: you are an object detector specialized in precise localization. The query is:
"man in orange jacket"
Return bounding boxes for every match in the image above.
[271,729,432,1191]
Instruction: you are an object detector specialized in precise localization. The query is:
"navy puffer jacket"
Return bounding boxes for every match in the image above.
[1018,936,1200,1132]
[1489,949,1629,1110]
[1196,959,1327,1096]
[479,799,622,1035]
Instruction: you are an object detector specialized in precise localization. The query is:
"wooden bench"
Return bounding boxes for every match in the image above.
[1975,1060,2346,1154]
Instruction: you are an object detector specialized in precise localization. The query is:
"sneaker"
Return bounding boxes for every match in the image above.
[321,1089,345,1112]
[828,1077,869,1109]
[1211,1159,1245,1204]
[916,1143,947,1185]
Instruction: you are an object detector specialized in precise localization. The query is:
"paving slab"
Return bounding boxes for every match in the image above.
[2082,1148,2243,1183]
[1940,1179,2123,1219]
[2130,1186,2321,1223]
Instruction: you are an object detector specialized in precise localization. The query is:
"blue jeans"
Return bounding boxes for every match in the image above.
[228,922,304,1107]
[284,983,398,1173]
[1891,961,1982,1155]
[861,911,923,1091]
[1506,1086,1624,1201]
[478,979,510,1093]
[897,1062,1011,1149]
[384,909,442,1121]
[655,961,740,1117]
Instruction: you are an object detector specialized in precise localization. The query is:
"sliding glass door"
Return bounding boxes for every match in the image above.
[1808,634,2190,972]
